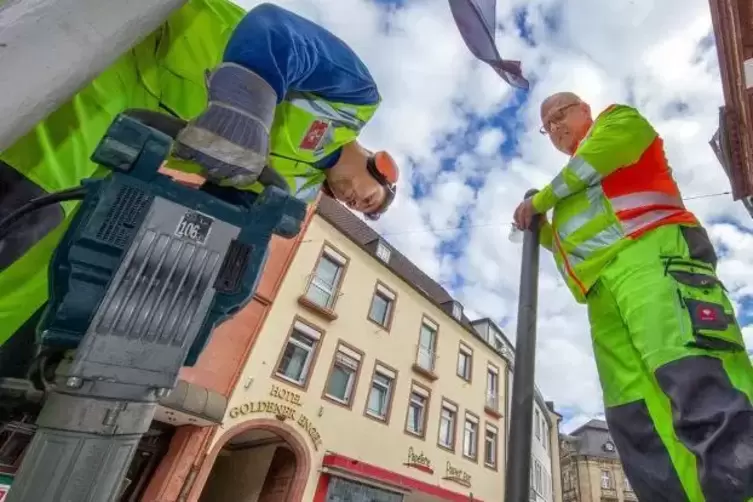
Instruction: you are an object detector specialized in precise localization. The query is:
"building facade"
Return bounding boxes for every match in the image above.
[559,420,636,502]
[470,319,562,502]
[708,0,753,215]
[0,183,563,501]
[178,195,562,502]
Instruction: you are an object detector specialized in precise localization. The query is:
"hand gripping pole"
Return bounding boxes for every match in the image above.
[504,189,541,502]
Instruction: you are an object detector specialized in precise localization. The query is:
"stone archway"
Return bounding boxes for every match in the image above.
[189,418,311,502]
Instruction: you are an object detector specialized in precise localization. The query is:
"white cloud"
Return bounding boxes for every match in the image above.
[238,0,751,435]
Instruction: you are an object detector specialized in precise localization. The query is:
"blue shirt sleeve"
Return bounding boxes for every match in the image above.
[223,3,380,107]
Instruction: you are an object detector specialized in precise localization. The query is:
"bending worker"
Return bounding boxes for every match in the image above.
[0,1,399,351]
[514,92,753,501]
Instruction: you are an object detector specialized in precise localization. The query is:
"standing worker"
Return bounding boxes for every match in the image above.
[0,1,399,354]
[514,92,753,501]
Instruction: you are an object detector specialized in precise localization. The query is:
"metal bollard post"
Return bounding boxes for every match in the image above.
[504,189,541,502]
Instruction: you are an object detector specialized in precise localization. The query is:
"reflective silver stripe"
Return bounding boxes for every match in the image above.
[621,209,681,235]
[610,191,684,212]
[288,92,366,130]
[569,224,623,260]
[568,155,600,185]
[557,185,606,239]
[551,171,571,198]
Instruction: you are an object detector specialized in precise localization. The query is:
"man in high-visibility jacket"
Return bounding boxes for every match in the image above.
[514,91,753,502]
[0,1,399,353]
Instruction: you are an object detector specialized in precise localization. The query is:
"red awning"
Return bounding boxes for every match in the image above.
[321,453,485,502]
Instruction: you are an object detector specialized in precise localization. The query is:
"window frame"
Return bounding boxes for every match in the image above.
[456,342,473,382]
[412,315,439,379]
[436,398,459,452]
[271,316,325,390]
[462,411,480,462]
[321,340,365,409]
[363,360,398,425]
[404,380,432,439]
[483,422,499,470]
[299,241,349,320]
[366,280,397,331]
[601,469,613,489]
[535,409,541,440]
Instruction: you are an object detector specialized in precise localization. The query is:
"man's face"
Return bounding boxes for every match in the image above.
[540,96,591,155]
[327,170,385,215]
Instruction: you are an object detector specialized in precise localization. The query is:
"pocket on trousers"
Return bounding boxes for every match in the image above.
[666,261,744,351]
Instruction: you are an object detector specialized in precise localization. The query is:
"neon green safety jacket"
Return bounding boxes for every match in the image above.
[533,105,698,303]
[0,0,380,345]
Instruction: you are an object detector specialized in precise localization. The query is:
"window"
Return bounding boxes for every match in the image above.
[484,423,498,468]
[490,325,505,352]
[535,409,541,440]
[534,460,543,493]
[457,343,472,381]
[365,363,397,422]
[305,245,347,310]
[324,342,363,407]
[437,400,457,450]
[486,365,499,411]
[451,302,462,320]
[463,413,479,460]
[274,320,322,387]
[368,282,395,329]
[376,241,391,262]
[601,469,613,489]
[415,318,438,372]
[405,384,430,437]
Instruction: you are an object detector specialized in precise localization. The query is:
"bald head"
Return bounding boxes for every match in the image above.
[539,92,593,155]
[540,92,585,119]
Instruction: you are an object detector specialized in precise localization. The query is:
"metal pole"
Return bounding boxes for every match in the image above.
[504,188,541,502]
[0,0,187,151]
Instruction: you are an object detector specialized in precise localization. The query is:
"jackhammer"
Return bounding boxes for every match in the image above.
[1,109,307,502]
[504,189,541,502]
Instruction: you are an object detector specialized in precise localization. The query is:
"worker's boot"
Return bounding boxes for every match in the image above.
[174,63,278,188]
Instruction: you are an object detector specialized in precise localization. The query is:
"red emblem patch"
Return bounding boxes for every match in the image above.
[697,306,718,322]
[299,120,330,150]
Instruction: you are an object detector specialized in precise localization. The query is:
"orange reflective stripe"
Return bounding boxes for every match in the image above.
[552,228,587,297]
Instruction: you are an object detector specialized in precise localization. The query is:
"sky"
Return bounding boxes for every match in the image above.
[237,0,753,434]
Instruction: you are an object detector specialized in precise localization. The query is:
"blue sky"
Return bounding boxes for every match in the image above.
[241,0,753,433]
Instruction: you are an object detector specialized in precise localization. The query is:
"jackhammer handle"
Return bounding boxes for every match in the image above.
[121,109,290,193]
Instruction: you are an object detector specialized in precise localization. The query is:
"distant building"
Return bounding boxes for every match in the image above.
[559,420,636,502]
[707,0,753,216]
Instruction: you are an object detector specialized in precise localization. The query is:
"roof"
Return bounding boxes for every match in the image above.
[708,0,753,202]
[314,195,560,426]
[565,419,619,460]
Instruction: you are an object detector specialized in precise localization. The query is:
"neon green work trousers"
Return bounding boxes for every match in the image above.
[587,223,753,502]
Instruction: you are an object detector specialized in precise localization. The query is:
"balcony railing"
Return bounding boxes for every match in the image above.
[486,392,500,411]
[415,346,435,372]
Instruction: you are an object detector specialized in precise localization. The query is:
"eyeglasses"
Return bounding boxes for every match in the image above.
[539,103,580,135]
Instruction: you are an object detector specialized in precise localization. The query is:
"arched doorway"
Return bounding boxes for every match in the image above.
[196,419,310,502]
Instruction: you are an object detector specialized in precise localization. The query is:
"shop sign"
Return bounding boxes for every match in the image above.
[404,447,433,474]
[443,461,471,487]
[228,385,322,450]
[0,486,8,502]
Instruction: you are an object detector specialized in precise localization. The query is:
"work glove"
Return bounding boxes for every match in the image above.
[173,63,278,188]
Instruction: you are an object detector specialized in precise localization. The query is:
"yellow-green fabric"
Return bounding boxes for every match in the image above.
[0,0,378,345]
[587,224,753,501]
[531,105,685,303]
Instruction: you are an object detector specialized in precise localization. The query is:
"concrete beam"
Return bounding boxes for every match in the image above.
[0,0,186,151]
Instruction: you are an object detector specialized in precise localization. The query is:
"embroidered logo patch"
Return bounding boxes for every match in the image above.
[697,305,718,322]
[299,120,330,150]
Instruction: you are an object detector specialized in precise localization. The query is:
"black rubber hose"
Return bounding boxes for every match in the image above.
[0,187,88,240]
